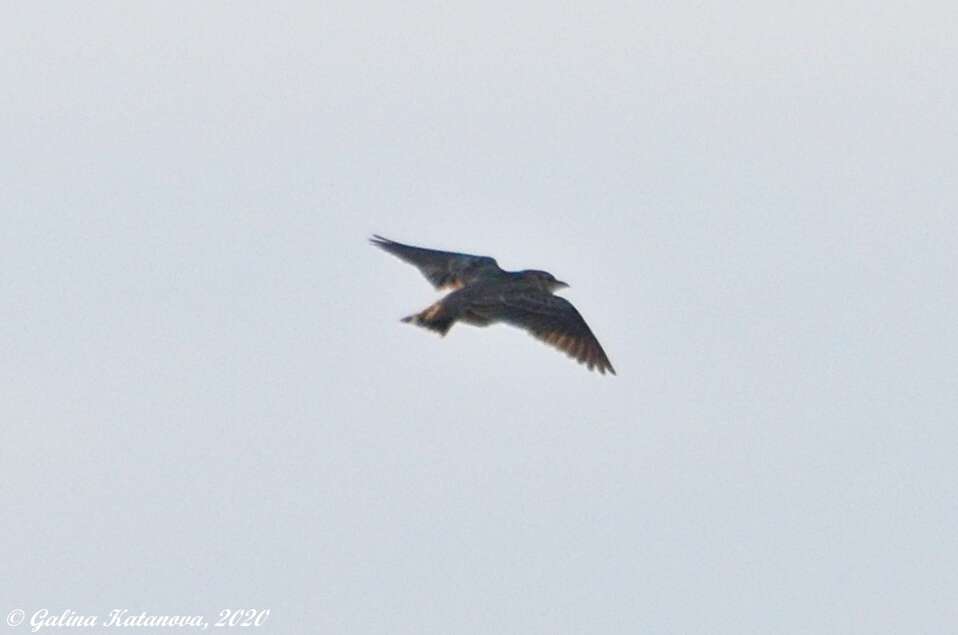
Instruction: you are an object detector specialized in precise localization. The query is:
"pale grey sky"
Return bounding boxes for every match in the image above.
[3,2,957,633]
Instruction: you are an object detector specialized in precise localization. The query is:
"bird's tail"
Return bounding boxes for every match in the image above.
[402,302,455,336]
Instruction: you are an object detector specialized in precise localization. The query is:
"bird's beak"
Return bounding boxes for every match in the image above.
[554,280,570,289]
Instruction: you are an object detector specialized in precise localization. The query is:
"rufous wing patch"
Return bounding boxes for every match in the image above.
[528,325,614,375]
[440,279,465,291]
[575,339,587,361]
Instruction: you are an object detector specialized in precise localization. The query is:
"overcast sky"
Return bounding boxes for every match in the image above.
[3,2,956,633]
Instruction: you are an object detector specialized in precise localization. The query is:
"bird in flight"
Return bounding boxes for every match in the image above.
[371,235,616,375]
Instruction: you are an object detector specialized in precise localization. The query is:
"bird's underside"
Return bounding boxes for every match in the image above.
[370,234,615,375]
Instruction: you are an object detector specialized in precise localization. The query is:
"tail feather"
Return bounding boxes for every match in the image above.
[402,303,455,336]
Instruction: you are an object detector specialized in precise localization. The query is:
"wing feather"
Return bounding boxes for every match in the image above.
[370,235,501,290]
[484,292,616,375]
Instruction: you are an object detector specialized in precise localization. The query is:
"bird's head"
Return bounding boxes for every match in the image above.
[520,269,569,292]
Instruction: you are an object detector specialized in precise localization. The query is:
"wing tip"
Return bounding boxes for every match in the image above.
[537,332,616,376]
[598,361,617,376]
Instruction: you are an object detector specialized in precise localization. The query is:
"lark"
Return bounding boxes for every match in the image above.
[371,235,615,375]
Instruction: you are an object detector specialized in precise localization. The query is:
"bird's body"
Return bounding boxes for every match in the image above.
[371,235,615,375]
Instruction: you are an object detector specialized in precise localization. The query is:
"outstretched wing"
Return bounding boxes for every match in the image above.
[370,235,502,290]
[474,291,616,375]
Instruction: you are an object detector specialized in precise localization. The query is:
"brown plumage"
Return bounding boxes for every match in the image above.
[371,235,616,375]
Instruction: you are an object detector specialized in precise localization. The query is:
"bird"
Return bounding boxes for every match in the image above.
[370,234,616,375]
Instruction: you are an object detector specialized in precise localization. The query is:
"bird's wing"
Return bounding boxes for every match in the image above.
[474,291,616,375]
[370,235,502,290]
